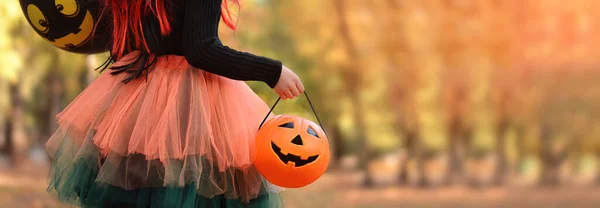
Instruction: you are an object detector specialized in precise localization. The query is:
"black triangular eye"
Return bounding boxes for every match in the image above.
[278,122,294,129]
[307,126,319,138]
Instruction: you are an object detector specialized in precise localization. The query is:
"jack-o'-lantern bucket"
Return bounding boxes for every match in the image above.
[254,92,330,188]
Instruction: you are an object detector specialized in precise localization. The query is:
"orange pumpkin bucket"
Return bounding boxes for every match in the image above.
[254,92,330,188]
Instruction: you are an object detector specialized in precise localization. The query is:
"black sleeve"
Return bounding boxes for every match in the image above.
[182,0,282,88]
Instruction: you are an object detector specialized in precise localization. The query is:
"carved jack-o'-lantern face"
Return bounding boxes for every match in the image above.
[254,115,330,188]
[19,0,111,54]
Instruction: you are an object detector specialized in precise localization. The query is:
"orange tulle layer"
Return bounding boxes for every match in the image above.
[45,52,282,201]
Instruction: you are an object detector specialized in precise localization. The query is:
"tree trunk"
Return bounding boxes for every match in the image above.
[493,89,510,185]
[349,91,373,187]
[515,125,526,175]
[539,123,559,186]
[3,116,12,156]
[328,123,344,169]
[36,75,51,145]
[398,127,417,185]
[446,121,464,185]
[597,151,600,185]
[493,121,508,185]
[417,144,429,188]
[462,128,477,187]
[0,114,5,152]
[8,80,28,166]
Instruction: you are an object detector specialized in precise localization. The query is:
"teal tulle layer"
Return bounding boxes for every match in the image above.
[47,157,283,208]
[46,133,283,208]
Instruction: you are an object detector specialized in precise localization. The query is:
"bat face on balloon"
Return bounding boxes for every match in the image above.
[20,0,109,53]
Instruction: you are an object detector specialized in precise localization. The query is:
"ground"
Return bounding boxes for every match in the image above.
[1,164,600,208]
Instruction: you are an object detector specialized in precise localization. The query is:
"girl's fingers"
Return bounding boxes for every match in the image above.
[296,80,305,94]
[275,89,286,99]
[280,92,288,100]
[275,81,303,99]
[290,85,300,98]
[274,89,284,99]
[283,89,293,100]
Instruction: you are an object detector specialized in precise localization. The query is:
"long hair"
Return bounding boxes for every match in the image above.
[102,0,240,60]
[97,0,240,83]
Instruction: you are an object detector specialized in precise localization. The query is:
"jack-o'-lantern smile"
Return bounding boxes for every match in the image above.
[271,140,319,167]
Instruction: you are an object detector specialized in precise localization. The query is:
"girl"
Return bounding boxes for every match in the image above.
[46,0,304,207]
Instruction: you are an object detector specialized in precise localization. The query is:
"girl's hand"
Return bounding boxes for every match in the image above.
[274,65,304,100]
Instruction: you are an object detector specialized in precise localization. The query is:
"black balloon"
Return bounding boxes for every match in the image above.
[19,0,112,54]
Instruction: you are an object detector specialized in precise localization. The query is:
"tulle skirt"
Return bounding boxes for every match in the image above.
[45,52,284,207]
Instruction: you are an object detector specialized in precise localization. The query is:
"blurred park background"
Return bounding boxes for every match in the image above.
[2,0,600,207]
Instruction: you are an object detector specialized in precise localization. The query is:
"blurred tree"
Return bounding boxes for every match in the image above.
[443,83,469,185]
[367,0,423,185]
[439,1,472,185]
[403,0,449,187]
[538,122,559,186]
[3,15,32,166]
[6,78,27,165]
[334,0,373,187]
[0,0,22,155]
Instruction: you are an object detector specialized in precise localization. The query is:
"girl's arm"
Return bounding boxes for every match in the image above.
[183,0,282,88]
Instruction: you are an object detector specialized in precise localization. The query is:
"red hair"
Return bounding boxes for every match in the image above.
[103,0,240,59]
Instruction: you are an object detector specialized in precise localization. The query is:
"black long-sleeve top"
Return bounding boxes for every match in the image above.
[114,0,282,88]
